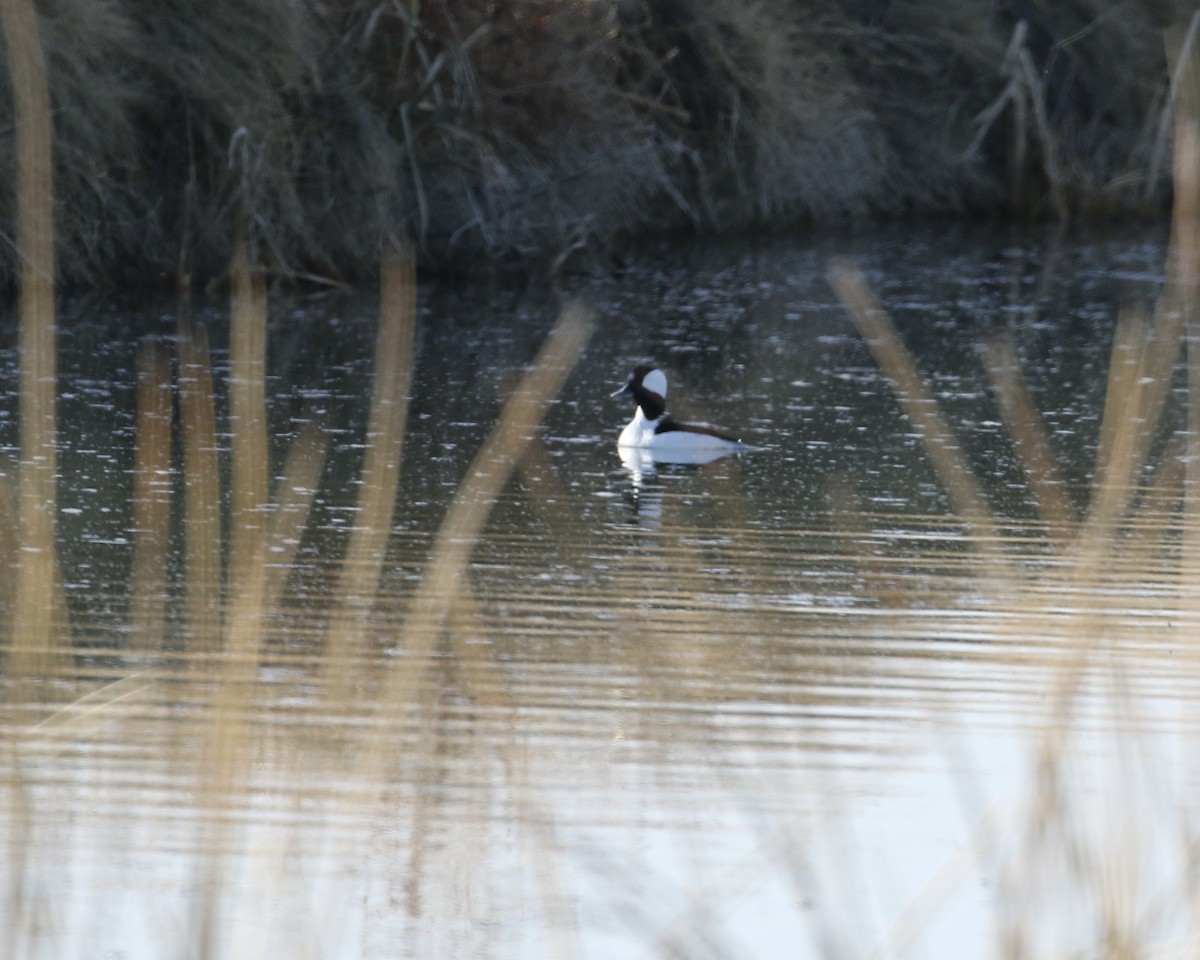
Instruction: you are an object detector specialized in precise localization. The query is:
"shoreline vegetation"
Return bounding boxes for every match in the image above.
[0,0,1194,291]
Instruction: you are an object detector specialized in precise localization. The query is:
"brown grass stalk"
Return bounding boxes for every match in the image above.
[1168,22,1200,293]
[1187,315,1200,635]
[352,298,592,788]
[0,472,16,649]
[1170,23,1200,643]
[261,416,329,616]
[128,338,173,651]
[1147,13,1200,204]
[177,318,223,655]
[0,1,59,929]
[210,241,273,697]
[300,298,592,949]
[1020,301,1187,922]
[228,237,270,601]
[979,332,1076,535]
[321,245,417,691]
[999,39,1200,955]
[22,671,158,755]
[828,261,1000,551]
[192,242,273,960]
[1076,23,1197,556]
[3,0,60,677]
[1083,307,1155,542]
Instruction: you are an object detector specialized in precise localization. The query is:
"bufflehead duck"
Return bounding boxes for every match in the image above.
[611,364,743,457]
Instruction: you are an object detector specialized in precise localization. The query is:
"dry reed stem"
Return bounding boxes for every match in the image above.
[1169,23,1200,295]
[1071,23,1197,567]
[1023,304,1181,935]
[1003,36,1200,956]
[979,332,1076,535]
[1187,331,1200,646]
[213,240,272,700]
[21,671,158,756]
[305,300,591,949]
[970,21,1066,219]
[1154,23,1200,617]
[195,247,274,774]
[0,757,34,960]
[355,299,592,783]
[261,416,329,616]
[1082,307,1156,544]
[869,802,1007,959]
[1172,26,1200,649]
[1014,38,1067,221]
[833,196,1191,953]
[192,571,272,960]
[322,245,417,691]
[828,261,1000,553]
[3,0,60,677]
[177,319,223,654]
[0,472,16,649]
[1148,12,1200,204]
[200,241,273,790]
[228,237,270,601]
[193,243,274,960]
[445,582,514,709]
[1094,296,1185,547]
[128,338,173,651]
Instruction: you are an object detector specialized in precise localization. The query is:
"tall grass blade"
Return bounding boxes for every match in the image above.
[177,318,223,655]
[304,299,591,949]
[1169,21,1200,294]
[1082,306,1154,543]
[23,671,158,755]
[3,0,60,677]
[375,298,590,728]
[1080,26,1196,552]
[192,241,273,960]
[322,245,417,690]
[1,6,57,949]
[980,332,1076,535]
[262,416,329,617]
[0,472,16,649]
[1148,12,1200,204]
[1009,39,1200,942]
[228,237,270,608]
[828,262,1000,552]
[1169,23,1200,637]
[128,338,173,652]
[309,302,594,924]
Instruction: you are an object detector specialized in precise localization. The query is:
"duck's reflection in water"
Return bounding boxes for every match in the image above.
[617,445,741,528]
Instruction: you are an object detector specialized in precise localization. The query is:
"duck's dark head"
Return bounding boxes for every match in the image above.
[611,363,668,420]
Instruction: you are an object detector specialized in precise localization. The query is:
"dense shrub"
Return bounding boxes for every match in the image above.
[0,0,1187,288]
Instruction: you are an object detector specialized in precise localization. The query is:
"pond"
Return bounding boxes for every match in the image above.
[1,221,1195,958]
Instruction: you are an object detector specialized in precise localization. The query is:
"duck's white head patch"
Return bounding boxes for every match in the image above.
[642,367,667,399]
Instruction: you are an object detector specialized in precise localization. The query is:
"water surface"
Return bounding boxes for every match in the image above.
[2,223,1194,959]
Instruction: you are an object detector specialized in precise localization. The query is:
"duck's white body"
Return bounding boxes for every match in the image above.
[617,406,738,452]
[617,406,655,449]
[612,364,742,458]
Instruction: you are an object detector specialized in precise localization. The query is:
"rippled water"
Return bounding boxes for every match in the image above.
[3,223,1197,958]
